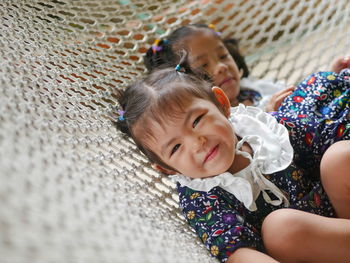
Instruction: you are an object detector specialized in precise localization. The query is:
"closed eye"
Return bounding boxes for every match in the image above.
[220,54,228,59]
[193,114,204,128]
[170,144,180,156]
[201,63,208,69]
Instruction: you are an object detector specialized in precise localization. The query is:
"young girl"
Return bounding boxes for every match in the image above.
[115,65,350,263]
[144,24,294,112]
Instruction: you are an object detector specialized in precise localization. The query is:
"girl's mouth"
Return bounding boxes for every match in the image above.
[204,144,219,163]
[219,77,233,87]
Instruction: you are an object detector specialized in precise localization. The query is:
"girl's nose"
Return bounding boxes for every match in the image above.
[192,135,206,152]
[214,62,228,76]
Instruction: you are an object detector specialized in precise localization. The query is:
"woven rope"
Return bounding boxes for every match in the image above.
[1,1,350,262]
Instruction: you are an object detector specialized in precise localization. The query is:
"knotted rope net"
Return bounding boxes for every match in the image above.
[1,1,349,262]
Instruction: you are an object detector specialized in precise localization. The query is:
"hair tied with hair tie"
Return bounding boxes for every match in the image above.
[208,23,221,37]
[153,38,161,46]
[117,109,126,121]
[152,38,162,54]
[175,64,181,72]
[208,24,216,30]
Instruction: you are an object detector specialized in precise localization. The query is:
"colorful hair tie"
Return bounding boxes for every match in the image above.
[208,24,221,37]
[117,109,126,121]
[208,24,216,30]
[175,64,181,72]
[152,45,162,53]
[153,39,161,46]
[152,38,163,54]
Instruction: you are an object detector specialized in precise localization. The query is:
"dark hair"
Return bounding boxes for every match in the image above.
[115,65,224,171]
[144,24,249,78]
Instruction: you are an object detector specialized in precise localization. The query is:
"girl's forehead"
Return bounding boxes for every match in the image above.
[134,95,193,137]
[133,107,185,149]
[183,30,224,61]
[185,29,219,46]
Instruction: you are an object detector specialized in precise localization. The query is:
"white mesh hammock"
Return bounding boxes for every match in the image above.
[1,1,350,262]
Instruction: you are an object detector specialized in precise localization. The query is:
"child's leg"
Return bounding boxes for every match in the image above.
[262,209,350,263]
[320,140,350,219]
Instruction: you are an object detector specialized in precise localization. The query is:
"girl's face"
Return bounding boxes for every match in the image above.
[183,29,240,104]
[137,94,238,179]
[184,30,241,104]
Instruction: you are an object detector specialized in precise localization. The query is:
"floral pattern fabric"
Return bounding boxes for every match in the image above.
[176,69,350,262]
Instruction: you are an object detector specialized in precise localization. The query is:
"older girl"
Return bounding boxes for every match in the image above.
[144,24,294,112]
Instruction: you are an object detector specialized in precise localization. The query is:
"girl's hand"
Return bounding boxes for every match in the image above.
[331,55,350,73]
[265,85,295,112]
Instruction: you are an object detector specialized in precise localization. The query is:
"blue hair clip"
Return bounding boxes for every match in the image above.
[175,64,181,72]
[117,110,125,121]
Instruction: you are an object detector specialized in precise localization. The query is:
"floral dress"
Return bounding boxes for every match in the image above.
[176,69,350,262]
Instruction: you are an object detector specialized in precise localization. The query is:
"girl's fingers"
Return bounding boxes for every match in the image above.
[272,86,294,99]
[277,91,293,103]
[268,85,295,111]
[332,55,350,73]
[274,92,292,107]
[274,86,295,97]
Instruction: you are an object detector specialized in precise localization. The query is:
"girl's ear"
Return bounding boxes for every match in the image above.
[212,86,231,117]
[152,163,177,175]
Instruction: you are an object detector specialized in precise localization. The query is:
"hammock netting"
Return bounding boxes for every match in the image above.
[1,0,350,262]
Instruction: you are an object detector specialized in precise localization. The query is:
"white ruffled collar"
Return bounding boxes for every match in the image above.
[170,104,293,211]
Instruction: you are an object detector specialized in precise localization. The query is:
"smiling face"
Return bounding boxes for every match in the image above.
[134,94,238,179]
[181,30,241,104]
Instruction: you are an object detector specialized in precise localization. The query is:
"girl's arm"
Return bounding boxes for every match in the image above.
[274,70,350,170]
[227,248,279,263]
[177,185,264,262]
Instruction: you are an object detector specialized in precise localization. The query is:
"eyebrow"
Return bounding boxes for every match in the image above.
[216,45,226,52]
[161,137,177,157]
[192,53,208,63]
[191,45,226,63]
[160,108,197,157]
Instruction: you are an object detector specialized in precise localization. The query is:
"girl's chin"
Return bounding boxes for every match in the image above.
[227,91,240,102]
[214,162,234,176]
